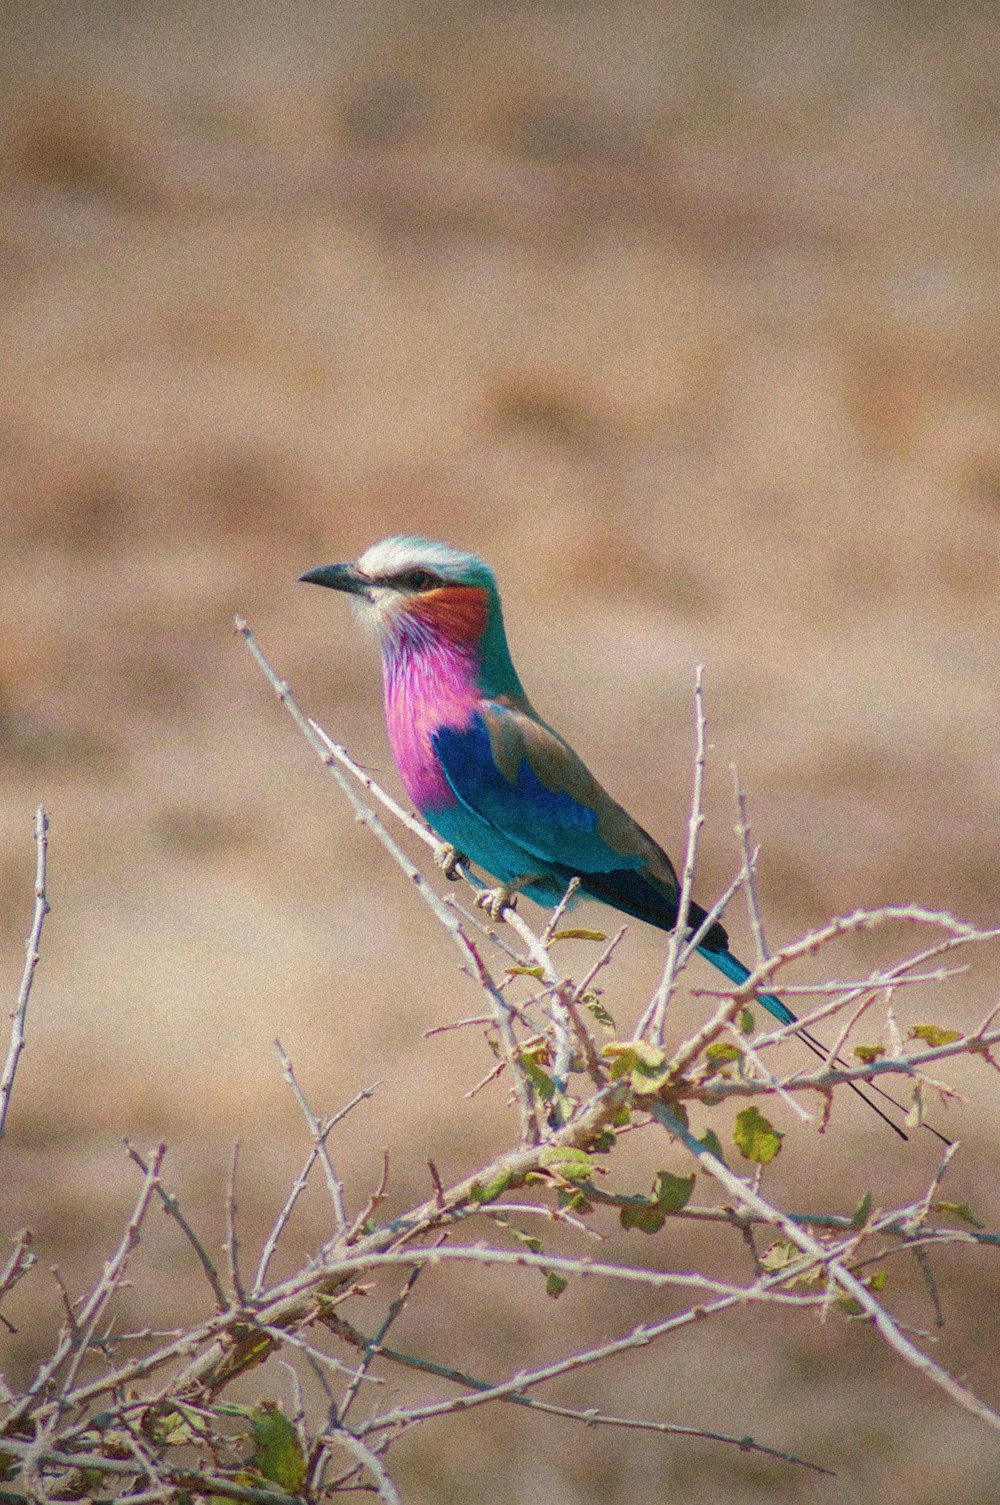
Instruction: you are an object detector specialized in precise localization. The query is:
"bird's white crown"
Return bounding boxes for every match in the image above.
[356,536,489,585]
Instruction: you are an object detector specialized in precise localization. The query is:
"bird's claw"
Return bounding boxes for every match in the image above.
[474,885,518,922]
[433,843,466,881]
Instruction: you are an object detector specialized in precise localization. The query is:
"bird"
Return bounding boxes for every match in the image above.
[301,534,931,1142]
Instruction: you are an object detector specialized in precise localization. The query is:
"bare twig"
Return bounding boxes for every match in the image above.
[1,807,49,1144]
[337,1254,433,1427]
[699,1025,1000,1104]
[423,1011,496,1037]
[275,1041,349,1237]
[722,907,1000,1013]
[542,877,582,943]
[16,1143,167,1421]
[224,1140,247,1309]
[347,1149,391,1244]
[258,1324,369,1379]
[573,925,628,1003]
[559,985,606,1087]
[354,1260,816,1441]
[49,1266,78,1339]
[335,1327,832,1474]
[640,668,706,1044]
[908,1141,962,1230]
[125,1140,228,1312]
[464,1056,507,1099]
[254,1083,379,1295]
[731,771,769,964]
[322,1428,402,1504]
[0,1230,35,1309]
[716,1019,813,1125]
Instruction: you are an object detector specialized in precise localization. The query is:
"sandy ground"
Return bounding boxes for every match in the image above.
[1,3,1000,1500]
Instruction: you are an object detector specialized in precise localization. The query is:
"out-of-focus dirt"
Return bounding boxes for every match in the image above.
[1,3,999,1500]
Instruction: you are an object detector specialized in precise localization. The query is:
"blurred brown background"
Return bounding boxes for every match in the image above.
[2,1,1000,1500]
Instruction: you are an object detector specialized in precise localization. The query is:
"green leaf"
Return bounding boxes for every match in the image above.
[581,992,617,1033]
[557,1188,593,1213]
[705,1042,742,1062]
[249,1402,306,1494]
[733,1107,783,1164]
[520,1050,555,1101]
[538,1146,595,1182]
[934,1200,985,1229]
[654,1171,695,1212]
[704,1042,742,1068]
[850,1191,873,1229]
[549,928,607,942]
[603,1040,671,1095]
[759,1238,800,1272]
[910,1023,961,1047]
[738,1007,755,1034]
[853,1043,885,1064]
[145,1407,195,1446]
[494,1215,543,1253]
[471,1166,514,1203]
[545,1272,568,1298]
[618,1171,694,1232]
[838,1266,887,1314]
[547,1093,577,1126]
[620,1202,667,1234]
[74,1470,108,1493]
[759,1240,824,1287]
[515,1230,544,1253]
[506,964,546,979]
[698,1126,727,1165]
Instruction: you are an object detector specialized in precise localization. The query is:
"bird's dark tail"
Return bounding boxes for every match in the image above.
[698,946,951,1146]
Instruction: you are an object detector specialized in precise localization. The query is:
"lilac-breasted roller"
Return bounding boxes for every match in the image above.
[301,535,915,1139]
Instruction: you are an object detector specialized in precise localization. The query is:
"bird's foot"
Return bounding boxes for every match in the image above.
[433,842,467,881]
[475,884,519,922]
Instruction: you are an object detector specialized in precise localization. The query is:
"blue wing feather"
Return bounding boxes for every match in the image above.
[432,712,644,877]
[431,705,731,946]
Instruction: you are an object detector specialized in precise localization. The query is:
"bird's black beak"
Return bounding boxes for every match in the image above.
[298,562,369,595]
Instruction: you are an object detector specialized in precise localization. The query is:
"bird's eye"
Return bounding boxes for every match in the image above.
[399,569,439,591]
